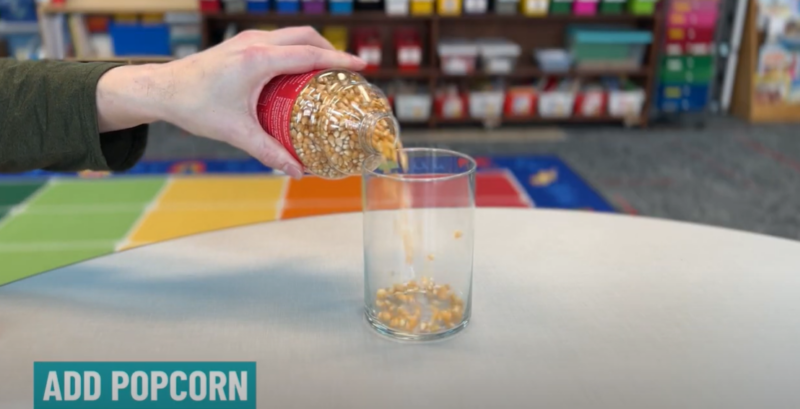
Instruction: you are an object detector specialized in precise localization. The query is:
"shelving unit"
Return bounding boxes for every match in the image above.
[201,11,663,128]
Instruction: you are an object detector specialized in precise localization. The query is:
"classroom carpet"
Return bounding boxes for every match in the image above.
[0,155,613,286]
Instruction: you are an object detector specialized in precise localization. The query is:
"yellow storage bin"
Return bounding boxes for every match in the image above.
[520,0,549,15]
[411,0,435,15]
[437,0,462,15]
[323,26,349,52]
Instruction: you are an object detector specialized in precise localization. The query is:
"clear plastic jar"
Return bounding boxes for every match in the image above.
[362,148,477,341]
[257,69,401,179]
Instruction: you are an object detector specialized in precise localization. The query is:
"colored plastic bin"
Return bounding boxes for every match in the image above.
[411,0,434,14]
[437,0,462,16]
[0,0,37,21]
[386,0,409,14]
[573,0,598,15]
[520,0,549,16]
[599,0,626,14]
[275,0,301,12]
[660,55,713,83]
[109,23,171,56]
[569,27,652,70]
[628,0,657,15]
[302,0,325,13]
[329,0,354,12]
[549,0,572,13]
[495,0,519,14]
[669,9,718,28]
[464,0,489,13]
[246,0,270,11]
[656,83,709,112]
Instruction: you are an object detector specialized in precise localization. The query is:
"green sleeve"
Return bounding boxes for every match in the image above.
[0,59,149,174]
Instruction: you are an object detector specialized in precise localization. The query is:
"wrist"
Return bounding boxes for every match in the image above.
[96,63,173,132]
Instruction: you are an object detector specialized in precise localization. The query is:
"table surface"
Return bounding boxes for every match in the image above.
[2,208,800,409]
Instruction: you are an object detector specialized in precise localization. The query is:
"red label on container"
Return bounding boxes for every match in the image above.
[256,70,323,165]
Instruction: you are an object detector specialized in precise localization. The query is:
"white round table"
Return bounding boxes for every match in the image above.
[2,208,800,409]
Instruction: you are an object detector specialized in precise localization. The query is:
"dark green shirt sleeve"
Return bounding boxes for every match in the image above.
[0,59,148,174]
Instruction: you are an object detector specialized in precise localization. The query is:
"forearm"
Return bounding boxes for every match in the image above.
[0,59,150,173]
[96,63,172,133]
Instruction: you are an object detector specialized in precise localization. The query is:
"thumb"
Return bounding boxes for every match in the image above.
[235,128,304,179]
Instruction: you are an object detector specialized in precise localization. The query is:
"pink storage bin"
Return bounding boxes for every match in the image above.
[573,0,597,15]
[668,10,719,28]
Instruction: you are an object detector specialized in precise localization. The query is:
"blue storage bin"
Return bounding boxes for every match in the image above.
[330,0,354,13]
[247,0,270,12]
[0,0,37,21]
[109,23,172,56]
[568,26,653,70]
[656,84,709,112]
[275,0,300,13]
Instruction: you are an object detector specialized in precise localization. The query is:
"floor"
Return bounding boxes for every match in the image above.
[1,115,798,285]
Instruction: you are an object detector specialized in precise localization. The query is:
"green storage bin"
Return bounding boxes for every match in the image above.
[660,55,713,83]
[628,0,656,15]
[549,0,572,14]
[569,27,653,70]
[599,1,625,14]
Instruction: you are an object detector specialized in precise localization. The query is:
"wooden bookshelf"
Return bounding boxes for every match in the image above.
[202,11,663,128]
[39,0,197,14]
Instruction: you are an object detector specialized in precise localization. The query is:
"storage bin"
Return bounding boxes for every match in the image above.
[355,0,384,11]
[573,0,598,15]
[302,0,326,13]
[599,0,626,14]
[0,0,38,21]
[534,49,572,73]
[628,0,657,15]
[668,9,718,28]
[495,0,519,14]
[478,38,521,74]
[520,0,549,16]
[574,84,606,117]
[222,0,247,12]
[275,0,301,13]
[470,90,505,119]
[411,0,435,14]
[660,55,713,83]
[323,26,349,51]
[396,93,433,121]
[438,39,479,75]
[464,0,489,13]
[538,78,577,118]
[109,23,172,56]
[354,28,382,71]
[504,86,538,117]
[395,28,423,71]
[656,83,708,112]
[435,86,469,119]
[603,78,645,117]
[246,0,270,12]
[330,0,355,13]
[549,0,572,14]
[200,0,222,13]
[437,0,462,15]
[386,0,410,14]
[669,0,718,13]
[569,27,652,70]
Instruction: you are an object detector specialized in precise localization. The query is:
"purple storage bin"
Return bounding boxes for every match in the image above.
[302,0,326,13]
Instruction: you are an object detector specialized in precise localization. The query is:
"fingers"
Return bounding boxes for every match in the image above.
[237,128,304,179]
[260,45,367,76]
[265,26,337,50]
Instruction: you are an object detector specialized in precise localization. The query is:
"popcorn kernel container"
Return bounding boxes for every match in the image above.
[362,148,476,341]
[257,69,401,179]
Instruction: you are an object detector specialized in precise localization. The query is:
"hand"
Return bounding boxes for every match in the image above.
[96,27,367,179]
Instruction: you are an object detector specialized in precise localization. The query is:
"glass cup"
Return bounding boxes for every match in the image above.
[362,148,476,341]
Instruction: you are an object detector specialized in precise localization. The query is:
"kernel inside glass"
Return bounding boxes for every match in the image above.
[362,148,476,341]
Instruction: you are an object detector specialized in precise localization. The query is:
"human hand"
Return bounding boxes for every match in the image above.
[96,27,366,178]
